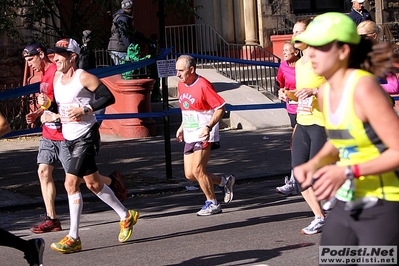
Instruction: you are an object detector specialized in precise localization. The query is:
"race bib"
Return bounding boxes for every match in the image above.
[59,103,81,123]
[296,96,313,114]
[182,112,199,129]
[335,179,355,202]
[42,110,61,129]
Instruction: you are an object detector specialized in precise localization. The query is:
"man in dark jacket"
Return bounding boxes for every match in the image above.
[78,30,96,70]
[348,0,373,26]
[107,0,135,65]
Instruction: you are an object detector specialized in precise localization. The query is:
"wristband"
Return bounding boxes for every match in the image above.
[206,125,212,131]
[353,164,360,178]
[41,97,51,110]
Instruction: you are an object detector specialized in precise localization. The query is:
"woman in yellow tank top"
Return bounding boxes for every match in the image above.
[276,18,328,236]
[293,13,399,248]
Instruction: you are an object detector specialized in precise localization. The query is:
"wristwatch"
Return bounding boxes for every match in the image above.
[345,166,355,180]
[83,105,92,115]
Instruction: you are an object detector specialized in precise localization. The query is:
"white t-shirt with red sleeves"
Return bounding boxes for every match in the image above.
[178,76,226,143]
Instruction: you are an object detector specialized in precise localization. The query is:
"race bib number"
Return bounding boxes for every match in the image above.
[182,112,199,129]
[296,96,313,114]
[59,103,80,123]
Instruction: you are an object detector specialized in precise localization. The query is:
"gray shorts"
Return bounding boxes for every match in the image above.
[37,137,71,172]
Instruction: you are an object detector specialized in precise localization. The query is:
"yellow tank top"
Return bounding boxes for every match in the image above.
[323,69,399,201]
[295,58,325,126]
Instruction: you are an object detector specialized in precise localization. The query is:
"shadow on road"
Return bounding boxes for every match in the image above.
[165,244,315,266]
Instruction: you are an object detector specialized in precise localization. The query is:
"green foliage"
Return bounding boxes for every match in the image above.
[0,0,201,47]
[0,0,23,40]
[0,0,113,47]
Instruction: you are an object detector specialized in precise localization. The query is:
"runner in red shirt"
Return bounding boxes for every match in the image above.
[176,55,235,216]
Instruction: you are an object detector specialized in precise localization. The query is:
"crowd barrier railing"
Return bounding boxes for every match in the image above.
[0,49,296,139]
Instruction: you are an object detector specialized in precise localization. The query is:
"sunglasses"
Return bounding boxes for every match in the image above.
[359,33,374,38]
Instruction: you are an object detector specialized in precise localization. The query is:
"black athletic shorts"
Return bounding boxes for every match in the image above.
[66,123,100,177]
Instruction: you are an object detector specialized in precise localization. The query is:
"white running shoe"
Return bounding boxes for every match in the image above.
[301,216,325,235]
[223,174,236,203]
[276,176,298,196]
[196,201,222,216]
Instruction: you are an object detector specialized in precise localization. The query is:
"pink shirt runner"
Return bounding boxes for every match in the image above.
[380,73,399,95]
[277,61,297,114]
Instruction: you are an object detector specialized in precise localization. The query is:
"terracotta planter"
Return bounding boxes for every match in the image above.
[270,34,293,61]
[100,75,157,138]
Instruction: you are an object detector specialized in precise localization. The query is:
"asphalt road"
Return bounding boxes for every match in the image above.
[0,179,321,266]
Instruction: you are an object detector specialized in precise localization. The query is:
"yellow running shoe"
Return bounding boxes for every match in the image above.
[50,235,82,253]
[118,210,139,242]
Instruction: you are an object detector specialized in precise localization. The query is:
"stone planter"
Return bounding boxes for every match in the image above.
[100,75,157,138]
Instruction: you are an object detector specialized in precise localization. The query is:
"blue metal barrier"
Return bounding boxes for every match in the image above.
[0,50,295,139]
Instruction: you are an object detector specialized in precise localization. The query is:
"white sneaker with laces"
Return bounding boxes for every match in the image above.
[301,216,325,235]
[223,174,236,203]
[196,201,222,216]
[276,176,298,196]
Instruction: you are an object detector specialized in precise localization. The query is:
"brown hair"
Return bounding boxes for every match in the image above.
[296,17,313,28]
[346,39,399,78]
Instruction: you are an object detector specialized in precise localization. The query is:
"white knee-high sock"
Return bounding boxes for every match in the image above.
[96,184,128,220]
[68,192,83,240]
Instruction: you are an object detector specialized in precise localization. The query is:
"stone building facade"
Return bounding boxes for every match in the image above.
[0,0,397,87]
[194,0,397,47]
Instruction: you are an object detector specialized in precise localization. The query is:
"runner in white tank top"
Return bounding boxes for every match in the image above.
[54,69,97,140]
[38,38,139,254]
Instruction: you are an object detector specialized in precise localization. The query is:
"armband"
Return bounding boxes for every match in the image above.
[91,83,115,111]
